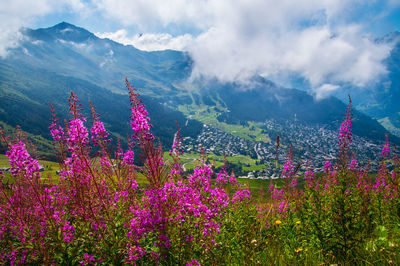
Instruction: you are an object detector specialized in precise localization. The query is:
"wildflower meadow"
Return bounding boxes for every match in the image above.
[1,79,400,265]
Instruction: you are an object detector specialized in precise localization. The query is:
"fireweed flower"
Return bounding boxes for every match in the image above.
[338,96,353,165]
[282,145,294,179]
[277,201,289,215]
[90,120,109,145]
[61,221,75,243]
[231,189,251,203]
[229,173,237,185]
[186,260,201,266]
[324,160,332,173]
[49,122,65,141]
[216,170,228,185]
[5,88,389,265]
[123,150,135,165]
[130,104,152,139]
[1,88,239,265]
[169,136,184,177]
[374,137,392,195]
[338,118,352,148]
[350,160,358,169]
[126,78,153,141]
[125,163,229,260]
[5,141,40,178]
[80,253,100,265]
[381,134,390,160]
[282,160,294,178]
[304,169,314,187]
[269,185,284,202]
[67,118,89,149]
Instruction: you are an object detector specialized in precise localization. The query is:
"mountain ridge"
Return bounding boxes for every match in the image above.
[1,22,398,161]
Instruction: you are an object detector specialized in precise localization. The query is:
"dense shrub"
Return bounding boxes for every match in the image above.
[0,81,399,265]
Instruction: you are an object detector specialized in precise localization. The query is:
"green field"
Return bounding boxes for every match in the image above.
[2,151,277,195]
[1,154,60,183]
[163,151,270,173]
[177,103,270,143]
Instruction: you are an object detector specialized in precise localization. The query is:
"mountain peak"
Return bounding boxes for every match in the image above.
[51,21,78,30]
[38,22,96,43]
[50,21,77,29]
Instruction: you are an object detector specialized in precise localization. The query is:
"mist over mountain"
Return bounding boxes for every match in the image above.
[347,31,400,137]
[0,22,398,160]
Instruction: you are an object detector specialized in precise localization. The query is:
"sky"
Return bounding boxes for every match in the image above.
[1,0,400,98]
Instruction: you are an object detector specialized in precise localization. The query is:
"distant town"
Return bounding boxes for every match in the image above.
[182,119,396,179]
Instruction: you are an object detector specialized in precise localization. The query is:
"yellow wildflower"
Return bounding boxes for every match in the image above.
[296,221,301,225]
[295,248,303,253]
[275,220,282,225]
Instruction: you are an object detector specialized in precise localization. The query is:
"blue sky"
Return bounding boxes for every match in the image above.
[1,0,400,97]
[27,1,400,38]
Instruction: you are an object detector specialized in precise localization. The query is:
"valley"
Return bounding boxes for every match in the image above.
[1,22,399,176]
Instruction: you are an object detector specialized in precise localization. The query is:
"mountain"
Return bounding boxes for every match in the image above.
[0,22,397,160]
[345,31,400,137]
[194,77,393,143]
[18,22,192,96]
[0,22,203,157]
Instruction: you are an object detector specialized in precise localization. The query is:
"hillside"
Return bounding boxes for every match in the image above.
[0,22,397,161]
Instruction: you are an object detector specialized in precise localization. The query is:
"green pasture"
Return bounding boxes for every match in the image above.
[177,104,270,143]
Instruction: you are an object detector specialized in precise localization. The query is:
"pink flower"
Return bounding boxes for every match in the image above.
[350,160,358,169]
[90,120,109,145]
[126,78,154,141]
[123,150,135,165]
[216,170,228,185]
[67,118,89,148]
[282,145,294,178]
[381,135,390,159]
[229,174,237,185]
[231,190,251,203]
[5,141,40,178]
[338,96,353,158]
[80,253,100,265]
[186,260,201,266]
[324,160,332,173]
[49,122,65,141]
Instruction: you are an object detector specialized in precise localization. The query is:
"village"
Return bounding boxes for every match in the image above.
[181,119,392,179]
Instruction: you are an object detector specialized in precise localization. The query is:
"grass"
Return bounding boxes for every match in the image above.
[0,121,55,160]
[177,103,270,143]
[378,116,400,136]
[1,154,60,184]
[2,150,281,196]
[1,154,153,187]
[237,177,272,197]
[2,148,281,198]
[163,151,270,174]
[0,154,9,167]
[162,151,280,197]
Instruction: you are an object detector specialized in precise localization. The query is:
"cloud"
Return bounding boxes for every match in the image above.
[0,0,87,57]
[95,0,395,97]
[1,0,396,98]
[187,1,393,96]
[314,84,340,100]
[95,29,193,51]
[94,0,212,31]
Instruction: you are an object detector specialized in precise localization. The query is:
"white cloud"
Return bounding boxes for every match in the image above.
[95,0,212,30]
[0,0,396,98]
[314,84,340,100]
[95,29,193,51]
[0,0,87,57]
[94,0,395,97]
